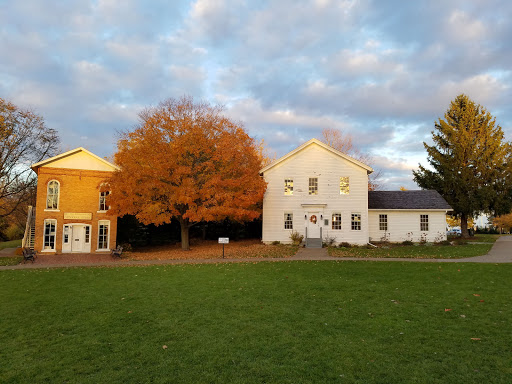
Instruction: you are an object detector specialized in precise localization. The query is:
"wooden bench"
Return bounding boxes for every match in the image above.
[22,248,36,263]
[111,245,123,258]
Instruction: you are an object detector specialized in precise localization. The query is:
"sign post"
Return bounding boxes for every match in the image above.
[218,237,229,258]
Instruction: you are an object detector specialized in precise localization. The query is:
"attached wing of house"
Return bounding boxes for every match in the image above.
[368,190,452,243]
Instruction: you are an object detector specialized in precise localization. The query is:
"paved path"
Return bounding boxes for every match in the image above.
[1,236,510,270]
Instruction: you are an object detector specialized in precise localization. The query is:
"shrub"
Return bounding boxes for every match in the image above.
[323,236,336,247]
[289,231,304,246]
[271,241,280,245]
[338,242,352,248]
[402,240,413,246]
[435,240,452,246]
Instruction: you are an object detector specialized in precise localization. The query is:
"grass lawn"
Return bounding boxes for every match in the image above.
[329,235,501,259]
[1,262,511,383]
[466,234,501,243]
[0,256,22,266]
[329,243,494,259]
[0,239,21,250]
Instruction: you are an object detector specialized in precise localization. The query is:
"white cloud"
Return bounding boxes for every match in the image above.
[446,10,486,43]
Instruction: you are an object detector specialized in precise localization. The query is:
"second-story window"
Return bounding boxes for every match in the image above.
[340,177,349,195]
[284,179,293,195]
[46,180,60,210]
[309,178,318,195]
[99,190,110,211]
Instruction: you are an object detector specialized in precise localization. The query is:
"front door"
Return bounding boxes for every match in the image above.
[307,213,320,238]
[71,225,84,252]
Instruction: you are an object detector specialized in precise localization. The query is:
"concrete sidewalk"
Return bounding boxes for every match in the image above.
[1,236,510,270]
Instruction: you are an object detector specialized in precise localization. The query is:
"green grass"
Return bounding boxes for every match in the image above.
[1,262,511,383]
[329,243,494,259]
[468,234,501,243]
[0,239,21,250]
[0,256,22,266]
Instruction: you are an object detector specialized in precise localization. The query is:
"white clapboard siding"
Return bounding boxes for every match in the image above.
[262,142,370,245]
[368,210,448,243]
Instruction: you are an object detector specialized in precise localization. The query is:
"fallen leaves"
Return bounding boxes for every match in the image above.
[128,240,298,260]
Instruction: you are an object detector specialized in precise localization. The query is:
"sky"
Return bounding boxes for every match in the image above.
[1,0,511,190]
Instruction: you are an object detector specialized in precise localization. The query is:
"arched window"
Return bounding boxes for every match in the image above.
[98,189,110,211]
[46,180,60,210]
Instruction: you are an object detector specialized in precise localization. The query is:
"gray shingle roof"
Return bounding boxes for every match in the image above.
[368,190,452,210]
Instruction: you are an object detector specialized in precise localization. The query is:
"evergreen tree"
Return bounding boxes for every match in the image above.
[413,94,512,238]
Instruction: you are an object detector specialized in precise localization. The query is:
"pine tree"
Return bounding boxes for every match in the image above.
[413,94,512,238]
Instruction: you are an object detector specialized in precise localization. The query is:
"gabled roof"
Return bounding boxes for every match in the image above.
[31,147,118,172]
[260,138,373,174]
[368,190,452,210]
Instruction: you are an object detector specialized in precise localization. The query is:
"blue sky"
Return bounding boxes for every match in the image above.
[1,0,511,189]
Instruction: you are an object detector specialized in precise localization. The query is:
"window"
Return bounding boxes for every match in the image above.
[85,226,90,243]
[420,215,429,231]
[340,177,349,195]
[284,213,293,229]
[351,213,361,231]
[332,213,341,230]
[98,221,110,250]
[379,214,388,231]
[44,219,57,250]
[46,180,60,210]
[309,178,318,195]
[284,179,293,195]
[63,225,69,244]
[99,190,110,211]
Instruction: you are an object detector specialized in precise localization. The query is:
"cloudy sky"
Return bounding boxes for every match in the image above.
[1,0,511,189]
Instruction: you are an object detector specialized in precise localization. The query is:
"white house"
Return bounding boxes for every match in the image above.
[260,139,452,247]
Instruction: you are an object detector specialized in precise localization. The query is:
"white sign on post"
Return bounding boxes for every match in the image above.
[218,237,229,244]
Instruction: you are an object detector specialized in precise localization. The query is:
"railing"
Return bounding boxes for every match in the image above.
[22,206,34,249]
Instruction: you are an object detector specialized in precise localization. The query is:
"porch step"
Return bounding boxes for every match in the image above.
[306,237,322,248]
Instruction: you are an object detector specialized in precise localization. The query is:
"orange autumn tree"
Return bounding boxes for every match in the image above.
[108,96,267,250]
[493,213,512,232]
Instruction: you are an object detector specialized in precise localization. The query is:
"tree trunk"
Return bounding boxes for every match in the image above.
[179,218,191,251]
[460,213,470,238]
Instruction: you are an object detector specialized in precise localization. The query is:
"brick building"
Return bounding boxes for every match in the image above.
[26,147,118,254]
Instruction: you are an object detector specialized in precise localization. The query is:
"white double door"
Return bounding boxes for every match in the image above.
[63,224,91,253]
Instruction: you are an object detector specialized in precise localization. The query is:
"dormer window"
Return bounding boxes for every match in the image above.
[46,180,60,210]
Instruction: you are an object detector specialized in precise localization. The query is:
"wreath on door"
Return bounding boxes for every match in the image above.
[310,215,317,224]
